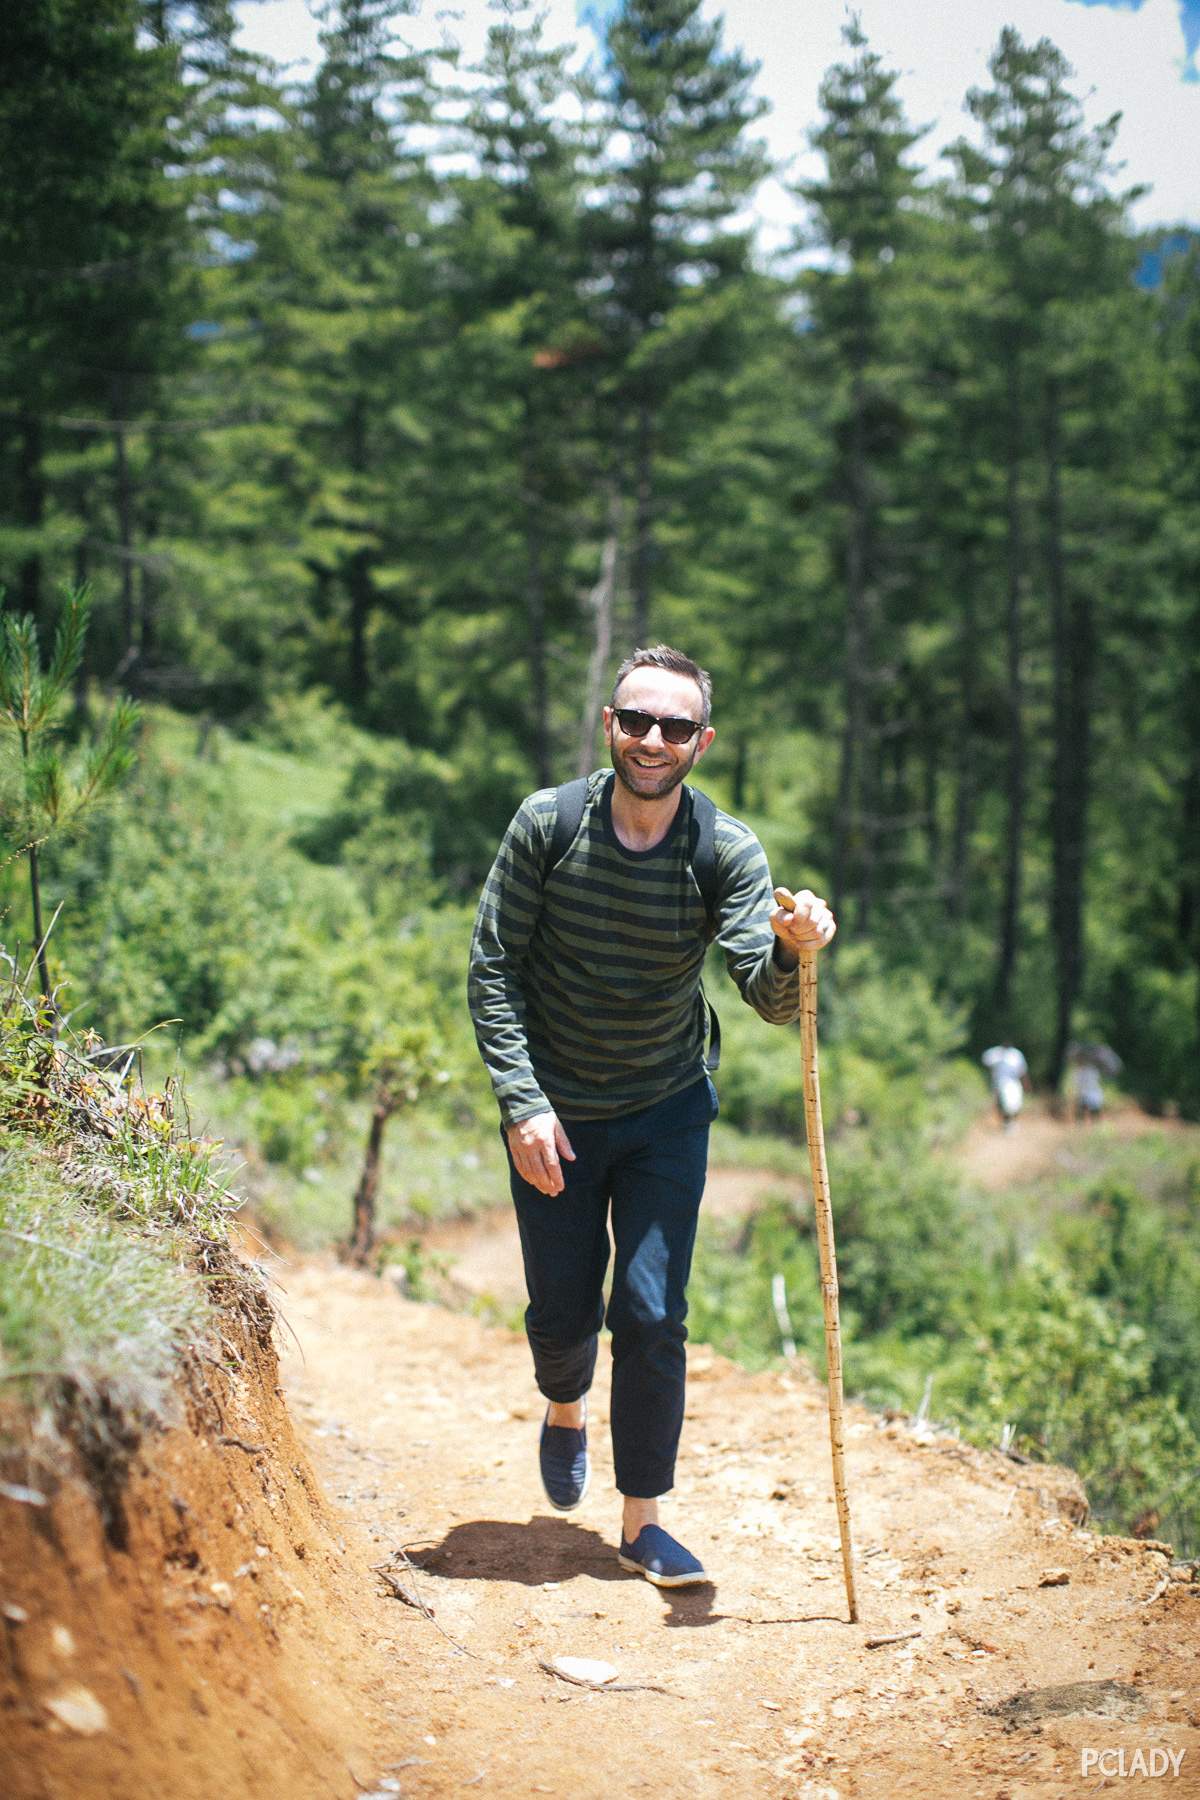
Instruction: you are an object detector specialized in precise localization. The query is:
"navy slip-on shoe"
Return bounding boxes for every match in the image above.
[617,1523,707,1588]
[539,1405,589,1512]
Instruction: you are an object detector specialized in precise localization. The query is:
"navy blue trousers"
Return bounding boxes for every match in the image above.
[505,1075,716,1499]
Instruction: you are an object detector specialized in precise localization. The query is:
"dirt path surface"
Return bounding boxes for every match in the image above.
[275,1250,1200,1800]
[957,1100,1183,1193]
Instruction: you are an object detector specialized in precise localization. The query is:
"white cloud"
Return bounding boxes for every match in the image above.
[233,0,1199,241]
[734,0,1198,243]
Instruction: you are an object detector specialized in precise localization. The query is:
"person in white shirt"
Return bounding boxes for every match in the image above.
[981,1042,1029,1132]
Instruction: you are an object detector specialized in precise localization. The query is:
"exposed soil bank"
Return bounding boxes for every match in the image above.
[0,1284,396,1800]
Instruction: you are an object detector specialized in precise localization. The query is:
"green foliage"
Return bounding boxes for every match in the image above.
[0,1159,207,1423]
[0,966,244,1454]
[934,1259,1200,1548]
[711,939,977,1142]
[0,585,139,995]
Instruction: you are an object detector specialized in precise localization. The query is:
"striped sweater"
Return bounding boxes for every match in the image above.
[467,769,799,1126]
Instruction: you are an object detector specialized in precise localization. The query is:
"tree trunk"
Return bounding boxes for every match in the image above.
[577,498,620,778]
[631,401,653,646]
[17,411,45,629]
[139,442,160,661]
[992,353,1026,1023]
[832,364,873,934]
[113,419,136,669]
[28,841,51,1002]
[522,411,551,787]
[350,1095,391,1263]
[1046,378,1094,1087]
[948,565,978,921]
[731,731,749,812]
[347,548,373,703]
[346,395,372,702]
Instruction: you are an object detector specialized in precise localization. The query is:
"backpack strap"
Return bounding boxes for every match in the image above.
[686,786,722,1072]
[545,776,589,876]
[686,787,719,933]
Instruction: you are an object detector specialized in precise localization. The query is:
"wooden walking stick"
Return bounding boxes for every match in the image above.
[780,890,858,1624]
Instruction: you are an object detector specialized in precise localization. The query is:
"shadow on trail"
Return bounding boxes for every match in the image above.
[416,1517,719,1624]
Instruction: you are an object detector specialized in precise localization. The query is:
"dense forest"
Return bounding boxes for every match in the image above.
[2,0,1197,1097]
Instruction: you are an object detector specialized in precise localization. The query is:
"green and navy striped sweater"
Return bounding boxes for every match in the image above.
[468,769,799,1126]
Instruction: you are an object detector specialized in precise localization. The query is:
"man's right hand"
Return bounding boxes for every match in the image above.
[506,1110,576,1196]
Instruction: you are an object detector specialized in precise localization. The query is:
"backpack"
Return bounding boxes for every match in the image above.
[543,775,722,1070]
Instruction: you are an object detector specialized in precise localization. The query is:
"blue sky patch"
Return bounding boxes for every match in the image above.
[1068,0,1200,57]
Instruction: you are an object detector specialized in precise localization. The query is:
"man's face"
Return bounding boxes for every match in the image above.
[603,668,715,801]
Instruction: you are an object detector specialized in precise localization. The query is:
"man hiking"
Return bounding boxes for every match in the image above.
[467,645,835,1588]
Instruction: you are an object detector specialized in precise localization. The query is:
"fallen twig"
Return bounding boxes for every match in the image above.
[1140,1571,1172,1609]
[375,1565,426,1612]
[218,1434,266,1454]
[374,1549,478,1659]
[536,1659,679,1696]
[865,1629,922,1649]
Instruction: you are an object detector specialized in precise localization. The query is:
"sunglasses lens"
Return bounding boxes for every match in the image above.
[615,709,701,745]
[617,710,654,737]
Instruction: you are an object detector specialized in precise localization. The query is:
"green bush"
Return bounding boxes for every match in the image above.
[709,940,977,1142]
[935,1258,1200,1548]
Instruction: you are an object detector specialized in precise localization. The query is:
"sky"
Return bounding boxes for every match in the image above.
[234,0,1200,247]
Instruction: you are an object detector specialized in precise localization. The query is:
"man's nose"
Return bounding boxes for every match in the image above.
[641,721,668,748]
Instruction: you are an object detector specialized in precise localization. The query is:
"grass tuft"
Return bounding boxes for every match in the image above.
[0,951,262,1504]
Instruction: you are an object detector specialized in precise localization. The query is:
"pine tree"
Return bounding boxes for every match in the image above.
[593,0,769,643]
[0,0,193,657]
[796,20,924,935]
[950,28,1136,1071]
[423,1,603,783]
[0,588,138,1000]
[224,0,438,717]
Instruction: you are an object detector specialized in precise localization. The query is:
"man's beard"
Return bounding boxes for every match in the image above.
[609,734,697,800]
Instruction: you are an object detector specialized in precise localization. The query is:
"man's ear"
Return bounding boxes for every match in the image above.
[694,725,716,761]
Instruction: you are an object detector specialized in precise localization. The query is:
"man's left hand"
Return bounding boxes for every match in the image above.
[771,886,837,960]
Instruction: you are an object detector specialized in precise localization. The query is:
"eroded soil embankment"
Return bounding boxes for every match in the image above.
[0,1280,397,1800]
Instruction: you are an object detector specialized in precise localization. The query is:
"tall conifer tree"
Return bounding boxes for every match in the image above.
[951,29,1133,1067]
[593,0,768,643]
[797,20,923,934]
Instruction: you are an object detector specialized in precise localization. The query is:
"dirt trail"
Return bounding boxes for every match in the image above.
[957,1099,1183,1193]
[273,1243,1200,1800]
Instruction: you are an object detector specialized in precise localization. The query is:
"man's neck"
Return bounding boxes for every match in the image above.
[609,778,685,851]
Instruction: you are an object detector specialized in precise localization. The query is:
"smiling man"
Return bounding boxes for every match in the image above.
[467,645,835,1587]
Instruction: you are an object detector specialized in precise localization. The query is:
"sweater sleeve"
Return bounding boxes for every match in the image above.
[467,797,554,1127]
[713,826,801,1025]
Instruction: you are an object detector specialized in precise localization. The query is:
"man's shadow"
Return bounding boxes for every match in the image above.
[412,1516,720,1627]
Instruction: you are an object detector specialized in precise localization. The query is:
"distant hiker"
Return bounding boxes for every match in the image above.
[1068,1041,1122,1124]
[981,1041,1029,1132]
[468,645,835,1589]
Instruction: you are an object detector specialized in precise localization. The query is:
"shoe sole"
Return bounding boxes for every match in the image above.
[617,1552,707,1587]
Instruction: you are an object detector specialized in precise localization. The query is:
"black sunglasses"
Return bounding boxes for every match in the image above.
[613,707,704,747]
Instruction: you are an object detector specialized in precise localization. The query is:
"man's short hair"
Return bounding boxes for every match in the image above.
[611,645,713,725]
